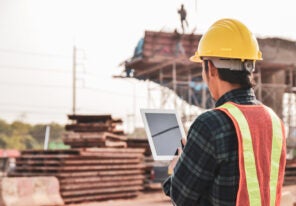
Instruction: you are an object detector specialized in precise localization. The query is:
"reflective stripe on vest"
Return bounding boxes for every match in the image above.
[265,106,283,206]
[218,102,283,206]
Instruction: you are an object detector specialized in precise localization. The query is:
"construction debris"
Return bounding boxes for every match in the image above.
[0,176,64,206]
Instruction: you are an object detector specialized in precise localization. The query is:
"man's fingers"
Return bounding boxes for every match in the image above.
[178,147,182,156]
[181,137,187,147]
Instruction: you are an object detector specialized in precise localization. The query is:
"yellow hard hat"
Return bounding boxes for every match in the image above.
[190,18,262,62]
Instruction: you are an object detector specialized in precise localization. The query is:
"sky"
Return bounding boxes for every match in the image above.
[0,0,295,131]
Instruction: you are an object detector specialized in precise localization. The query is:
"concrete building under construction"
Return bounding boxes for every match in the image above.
[119,30,296,140]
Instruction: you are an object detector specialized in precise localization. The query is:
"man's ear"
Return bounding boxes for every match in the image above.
[208,61,218,77]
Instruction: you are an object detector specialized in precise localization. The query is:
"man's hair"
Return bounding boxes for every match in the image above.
[204,60,256,89]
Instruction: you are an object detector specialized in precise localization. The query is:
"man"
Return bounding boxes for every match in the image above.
[163,18,286,206]
[178,4,188,34]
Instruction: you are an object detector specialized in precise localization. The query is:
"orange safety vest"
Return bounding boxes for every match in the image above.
[217,102,286,206]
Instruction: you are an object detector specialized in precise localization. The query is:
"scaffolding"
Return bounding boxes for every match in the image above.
[120,30,296,137]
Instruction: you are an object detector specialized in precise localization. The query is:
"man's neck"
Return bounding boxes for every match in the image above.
[216,81,242,101]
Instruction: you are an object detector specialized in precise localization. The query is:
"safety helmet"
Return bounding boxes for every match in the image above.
[190,18,262,63]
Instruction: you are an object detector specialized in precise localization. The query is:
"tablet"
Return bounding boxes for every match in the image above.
[140,109,186,161]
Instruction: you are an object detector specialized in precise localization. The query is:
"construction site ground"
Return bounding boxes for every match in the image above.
[69,190,171,206]
[68,186,296,206]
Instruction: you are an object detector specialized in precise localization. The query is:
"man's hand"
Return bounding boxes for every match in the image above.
[168,137,187,175]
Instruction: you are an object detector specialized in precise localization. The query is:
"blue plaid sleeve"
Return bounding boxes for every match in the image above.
[162,113,218,205]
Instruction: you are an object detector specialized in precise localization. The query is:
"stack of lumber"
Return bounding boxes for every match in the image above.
[64,114,126,148]
[127,138,160,190]
[63,132,127,148]
[127,137,151,156]
[66,114,124,134]
[8,148,146,204]
[285,159,296,186]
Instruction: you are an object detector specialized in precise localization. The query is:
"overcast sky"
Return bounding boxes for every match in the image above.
[0,0,295,129]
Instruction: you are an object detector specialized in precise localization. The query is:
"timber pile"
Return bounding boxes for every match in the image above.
[63,132,127,148]
[66,114,124,134]
[285,159,296,186]
[127,138,160,190]
[8,148,146,204]
[127,138,151,156]
[64,114,159,192]
[64,115,126,148]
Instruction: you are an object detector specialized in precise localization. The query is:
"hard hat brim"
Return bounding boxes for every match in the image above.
[189,55,202,63]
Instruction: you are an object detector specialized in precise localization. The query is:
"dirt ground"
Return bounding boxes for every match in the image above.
[69,190,172,206]
[68,185,296,206]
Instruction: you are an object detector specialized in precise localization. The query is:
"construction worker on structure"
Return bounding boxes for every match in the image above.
[178,4,188,34]
[163,18,286,206]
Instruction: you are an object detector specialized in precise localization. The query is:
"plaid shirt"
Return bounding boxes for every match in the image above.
[163,88,261,206]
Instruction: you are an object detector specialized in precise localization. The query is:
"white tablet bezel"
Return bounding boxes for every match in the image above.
[140,108,186,161]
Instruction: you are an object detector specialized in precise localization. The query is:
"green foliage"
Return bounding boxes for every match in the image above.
[29,124,46,144]
[0,119,65,150]
[0,119,12,136]
[11,121,31,135]
[30,123,65,145]
[48,141,70,150]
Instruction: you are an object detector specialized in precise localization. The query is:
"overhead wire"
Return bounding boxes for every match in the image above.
[0,47,146,122]
[0,48,71,59]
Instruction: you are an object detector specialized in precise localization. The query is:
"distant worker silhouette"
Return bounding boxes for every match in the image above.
[178,4,189,33]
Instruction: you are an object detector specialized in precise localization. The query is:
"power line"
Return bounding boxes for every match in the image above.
[0,109,69,116]
[0,102,70,110]
[0,64,71,74]
[0,48,71,59]
[82,86,147,99]
[0,81,71,89]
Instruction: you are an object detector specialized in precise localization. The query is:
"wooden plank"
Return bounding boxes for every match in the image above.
[10,169,145,177]
[63,191,138,204]
[62,158,141,165]
[8,172,55,177]
[20,153,143,159]
[16,159,62,166]
[57,170,145,177]
[21,149,79,155]
[16,158,142,167]
[14,164,146,171]
[67,114,113,123]
[103,132,127,141]
[64,138,128,148]
[82,147,145,154]
[61,185,143,196]
[59,174,146,184]
[60,179,143,190]
[64,132,126,140]
[63,138,105,143]
[105,140,127,148]
[16,158,142,166]
[63,158,142,165]
[65,124,110,132]
[18,154,78,159]
[79,152,144,159]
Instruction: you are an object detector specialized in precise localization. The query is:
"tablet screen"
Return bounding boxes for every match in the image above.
[141,109,186,160]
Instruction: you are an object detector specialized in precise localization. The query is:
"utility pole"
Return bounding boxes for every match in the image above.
[44,125,50,150]
[72,45,76,115]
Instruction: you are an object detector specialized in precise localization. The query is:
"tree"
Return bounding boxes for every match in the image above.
[30,123,65,145]
[0,119,65,150]
[0,119,12,136]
